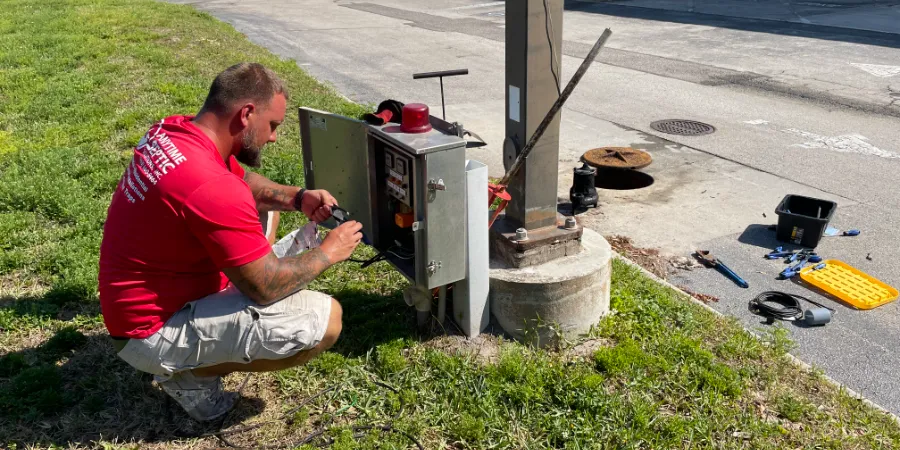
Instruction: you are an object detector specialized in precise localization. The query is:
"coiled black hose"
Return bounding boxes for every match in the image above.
[748,291,833,322]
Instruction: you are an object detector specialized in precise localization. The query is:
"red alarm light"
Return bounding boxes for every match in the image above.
[400,103,432,133]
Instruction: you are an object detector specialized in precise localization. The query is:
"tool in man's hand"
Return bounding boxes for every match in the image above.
[695,250,750,288]
[331,206,351,225]
[330,206,370,245]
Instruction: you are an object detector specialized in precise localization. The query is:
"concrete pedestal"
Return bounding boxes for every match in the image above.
[489,228,612,347]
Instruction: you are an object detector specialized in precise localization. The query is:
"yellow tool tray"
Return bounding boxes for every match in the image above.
[800,259,899,310]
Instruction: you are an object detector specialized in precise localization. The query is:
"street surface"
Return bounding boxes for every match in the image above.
[170,0,900,414]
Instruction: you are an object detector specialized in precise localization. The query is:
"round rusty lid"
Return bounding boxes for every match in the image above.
[581,147,652,170]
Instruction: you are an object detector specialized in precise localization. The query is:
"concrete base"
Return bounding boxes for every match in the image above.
[489,231,583,268]
[489,214,584,268]
[489,228,612,347]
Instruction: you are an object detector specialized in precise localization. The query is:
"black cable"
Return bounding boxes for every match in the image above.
[543,0,562,97]
[748,291,834,322]
[350,245,414,268]
[360,252,387,269]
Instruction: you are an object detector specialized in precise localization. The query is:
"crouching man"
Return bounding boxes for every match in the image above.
[98,63,362,421]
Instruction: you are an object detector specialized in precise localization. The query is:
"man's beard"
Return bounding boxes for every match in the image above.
[237,129,263,168]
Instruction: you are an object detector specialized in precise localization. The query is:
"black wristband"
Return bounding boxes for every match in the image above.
[293,189,306,211]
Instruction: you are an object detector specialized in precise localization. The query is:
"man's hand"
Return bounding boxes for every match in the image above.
[224,220,363,305]
[298,189,338,222]
[319,220,363,263]
[245,172,336,220]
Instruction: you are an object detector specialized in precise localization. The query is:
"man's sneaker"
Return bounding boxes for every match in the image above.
[157,371,238,421]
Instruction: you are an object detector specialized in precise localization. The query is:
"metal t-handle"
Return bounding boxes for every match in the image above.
[412,69,470,120]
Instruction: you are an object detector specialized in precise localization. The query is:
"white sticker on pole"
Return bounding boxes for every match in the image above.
[509,85,520,123]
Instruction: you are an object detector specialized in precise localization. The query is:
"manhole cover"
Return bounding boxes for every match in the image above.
[650,119,716,136]
[581,147,652,170]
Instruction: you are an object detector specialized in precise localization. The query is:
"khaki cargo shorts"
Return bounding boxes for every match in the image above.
[116,285,332,378]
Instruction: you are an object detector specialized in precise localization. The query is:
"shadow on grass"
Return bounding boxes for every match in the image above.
[329,285,517,354]
[0,296,98,333]
[0,286,444,446]
[0,282,105,332]
[0,329,267,447]
[328,287,422,358]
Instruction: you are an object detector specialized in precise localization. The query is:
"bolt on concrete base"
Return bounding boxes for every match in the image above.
[489,228,612,347]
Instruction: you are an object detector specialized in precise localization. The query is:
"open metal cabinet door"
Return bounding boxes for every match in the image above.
[298,107,377,241]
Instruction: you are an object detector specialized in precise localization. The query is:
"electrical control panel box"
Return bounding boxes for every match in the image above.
[298,107,466,289]
[384,149,413,207]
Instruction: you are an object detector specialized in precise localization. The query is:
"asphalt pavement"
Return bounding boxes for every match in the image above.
[168,0,900,415]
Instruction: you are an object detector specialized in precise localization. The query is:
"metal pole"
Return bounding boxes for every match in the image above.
[437,285,448,324]
[499,29,612,187]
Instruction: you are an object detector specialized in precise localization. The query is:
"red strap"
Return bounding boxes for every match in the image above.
[488,183,511,202]
[487,184,511,227]
[374,110,394,124]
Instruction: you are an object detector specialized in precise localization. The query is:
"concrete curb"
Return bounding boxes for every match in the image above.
[613,253,900,426]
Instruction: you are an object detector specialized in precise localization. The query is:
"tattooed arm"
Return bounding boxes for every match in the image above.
[244,171,337,222]
[244,171,302,212]
[223,220,363,305]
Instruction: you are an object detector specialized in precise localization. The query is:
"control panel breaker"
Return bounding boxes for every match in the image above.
[298,108,467,290]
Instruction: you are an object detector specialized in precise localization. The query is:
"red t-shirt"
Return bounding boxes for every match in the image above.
[99,115,271,339]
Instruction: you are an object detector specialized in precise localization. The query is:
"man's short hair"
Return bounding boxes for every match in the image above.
[200,63,289,115]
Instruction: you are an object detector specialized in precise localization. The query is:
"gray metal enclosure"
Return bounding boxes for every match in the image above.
[298,107,467,290]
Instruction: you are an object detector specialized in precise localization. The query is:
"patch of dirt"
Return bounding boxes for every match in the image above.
[657,404,677,417]
[0,270,49,298]
[606,235,701,279]
[0,327,56,354]
[422,334,504,365]
[562,338,614,363]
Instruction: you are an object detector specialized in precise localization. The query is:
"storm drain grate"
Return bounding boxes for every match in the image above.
[650,119,716,136]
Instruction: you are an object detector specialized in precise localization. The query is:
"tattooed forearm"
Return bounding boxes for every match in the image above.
[224,249,333,305]
[244,171,302,212]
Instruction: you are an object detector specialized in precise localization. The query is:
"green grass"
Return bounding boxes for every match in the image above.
[1,0,900,448]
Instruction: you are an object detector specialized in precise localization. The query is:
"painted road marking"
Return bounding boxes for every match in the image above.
[850,63,900,78]
[744,120,900,159]
[448,1,505,10]
[783,129,900,159]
